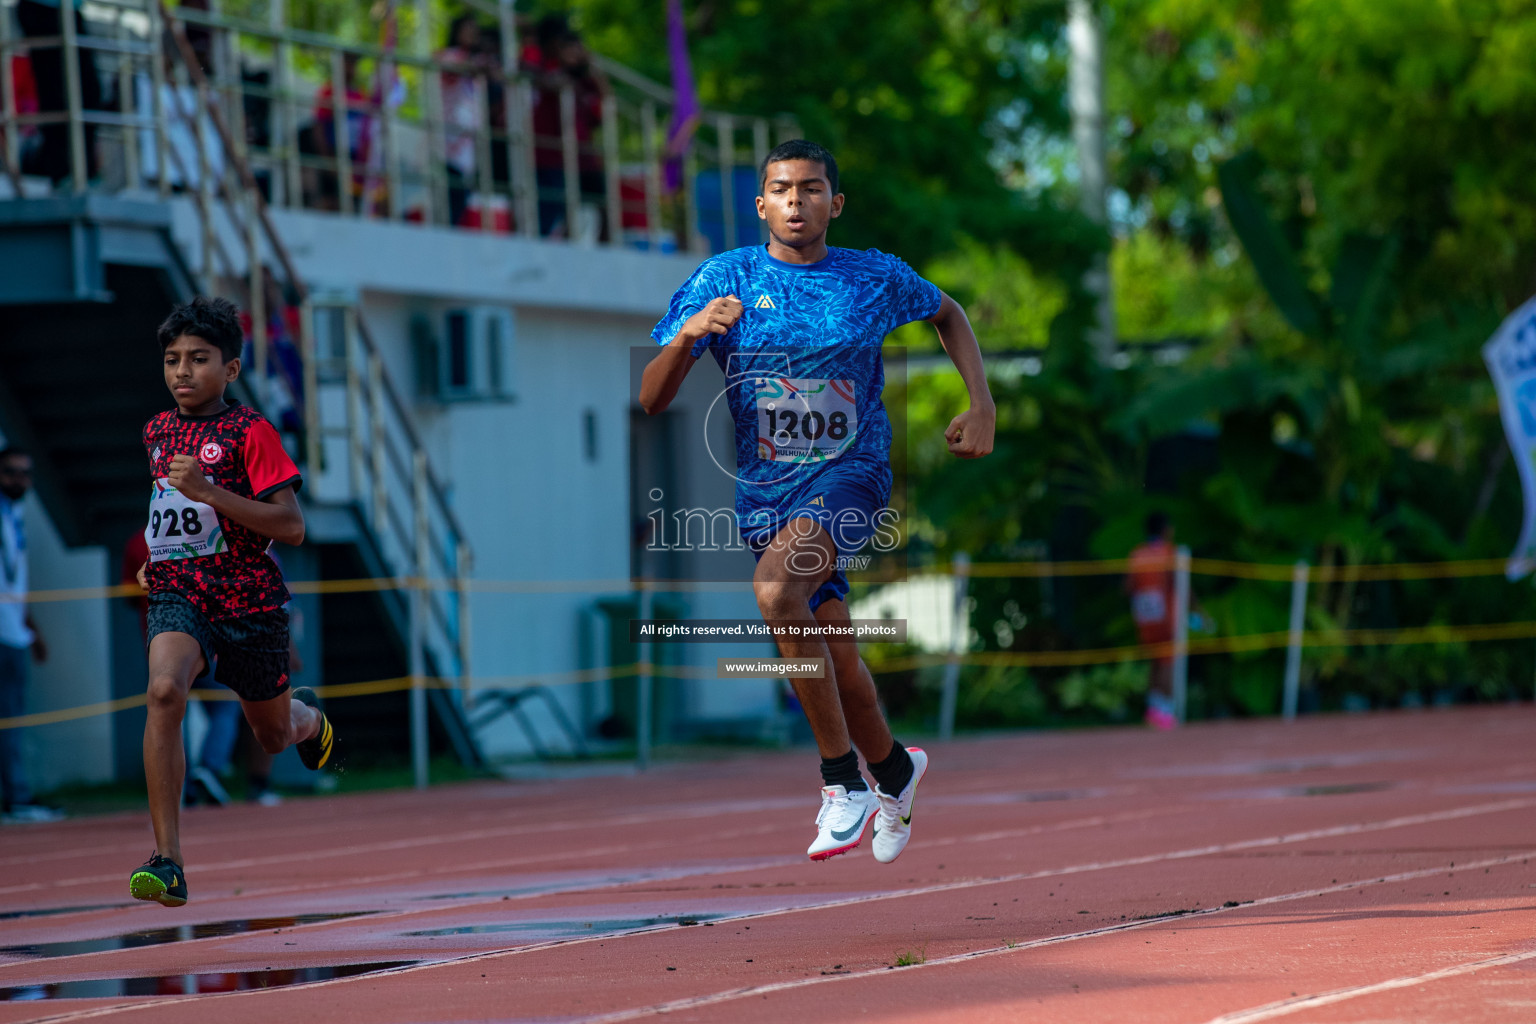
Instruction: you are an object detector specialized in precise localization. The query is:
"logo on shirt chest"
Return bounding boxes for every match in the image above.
[754,294,777,310]
[199,442,225,465]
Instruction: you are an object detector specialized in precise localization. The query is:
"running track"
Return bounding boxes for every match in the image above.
[2,706,1534,1022]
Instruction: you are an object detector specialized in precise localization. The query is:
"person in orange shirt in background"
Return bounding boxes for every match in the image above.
[1127,512,1178,730]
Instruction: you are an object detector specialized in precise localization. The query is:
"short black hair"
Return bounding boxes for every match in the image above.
[537,13,577,49]
[157,296,243,362]
[446,13,481,47]
[759,139,838,195]
[1145,511,1170,538]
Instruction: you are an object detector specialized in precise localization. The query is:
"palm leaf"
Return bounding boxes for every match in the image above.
[1217,152,1323,336]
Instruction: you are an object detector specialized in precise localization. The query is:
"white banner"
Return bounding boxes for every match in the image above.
[1483,294,1536,580]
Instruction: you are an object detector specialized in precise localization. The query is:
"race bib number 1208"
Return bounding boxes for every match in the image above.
[146,477,226,562]
[756,377,857,464]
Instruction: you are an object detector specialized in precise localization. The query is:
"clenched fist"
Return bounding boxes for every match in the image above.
[945,406,996,459]
[681,295,744,343]
[168,454,215,502]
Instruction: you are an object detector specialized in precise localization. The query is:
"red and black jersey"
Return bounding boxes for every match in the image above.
[142,400,302,621]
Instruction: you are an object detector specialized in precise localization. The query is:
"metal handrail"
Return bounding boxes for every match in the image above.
[2,1,794,248]
[305,295,467,685]
[0,3,472,689]
[158,2,787,247]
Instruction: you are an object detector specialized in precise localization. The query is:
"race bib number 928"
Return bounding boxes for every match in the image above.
[146,476,226,562]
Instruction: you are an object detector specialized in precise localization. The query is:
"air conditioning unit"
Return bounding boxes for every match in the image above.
[416,306,516,403]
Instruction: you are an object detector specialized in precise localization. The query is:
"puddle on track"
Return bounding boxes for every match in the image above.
[0,912,380,961]
[1130,750,1420,779]
[405,913,728,939]
[0,960,419,1001]
[940,788,1116,806]
[411,861,795,903]
[1441,779,1536,795]
[1203,780,1398,800]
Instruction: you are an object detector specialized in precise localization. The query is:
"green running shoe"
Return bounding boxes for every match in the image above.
[129,853,187,907]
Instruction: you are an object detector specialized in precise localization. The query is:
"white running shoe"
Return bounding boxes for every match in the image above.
[807,785,879,861]
[871,747,929,864]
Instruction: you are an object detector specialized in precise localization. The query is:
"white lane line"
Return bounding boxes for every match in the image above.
[572,849,1536,1024]
[0,794,1191,900]
[1200,949,1536,1023]
[16,801,1536,1024]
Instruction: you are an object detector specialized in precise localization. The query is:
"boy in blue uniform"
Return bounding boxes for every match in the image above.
[641,141,994,862]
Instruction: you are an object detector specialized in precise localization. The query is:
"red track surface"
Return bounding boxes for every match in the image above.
[2,706,1535,1022]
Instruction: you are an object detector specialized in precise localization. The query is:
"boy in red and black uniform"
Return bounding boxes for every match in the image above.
[129,296,334,908]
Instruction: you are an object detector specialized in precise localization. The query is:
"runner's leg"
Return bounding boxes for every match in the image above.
[144,632,204,865]
[240,691,321,754]
[814,596,894,761]
[753,517,849,758]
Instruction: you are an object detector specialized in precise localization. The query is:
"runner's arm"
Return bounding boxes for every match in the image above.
[928,291,995,458]
[639,294,743,414]
[167,454,306,546]
[638,338,700,415]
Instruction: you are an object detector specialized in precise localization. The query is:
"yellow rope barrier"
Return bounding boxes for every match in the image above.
[0,661,738,730]
[7,616,1536,730]
[957,559,1131,578]
[0,553,1525,606]
[864,620,1536,675]
[1,553,1529,730]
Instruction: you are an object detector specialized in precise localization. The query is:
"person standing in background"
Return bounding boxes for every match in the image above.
[527,15,610,239]
[437,15,490,227]
[0,448,62,823]
[1127,512,1178,730]
[16,0,107,184]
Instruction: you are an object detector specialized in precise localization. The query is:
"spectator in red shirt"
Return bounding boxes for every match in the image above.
[1127,512,1178,730]
[526,15,610,238]
[309,51,370,211]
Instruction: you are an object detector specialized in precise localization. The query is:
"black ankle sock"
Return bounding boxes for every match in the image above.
[819,749,868,792]
[868,741,914,796]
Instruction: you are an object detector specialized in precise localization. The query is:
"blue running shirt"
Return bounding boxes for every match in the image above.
[652,245,942,530]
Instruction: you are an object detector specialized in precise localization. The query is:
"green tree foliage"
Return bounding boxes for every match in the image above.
[564,0,1099,270]
[1112,0,1536,313]
[895,0,1536,721]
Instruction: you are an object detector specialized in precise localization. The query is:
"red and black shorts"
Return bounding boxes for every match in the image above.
[146,593,291,702]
